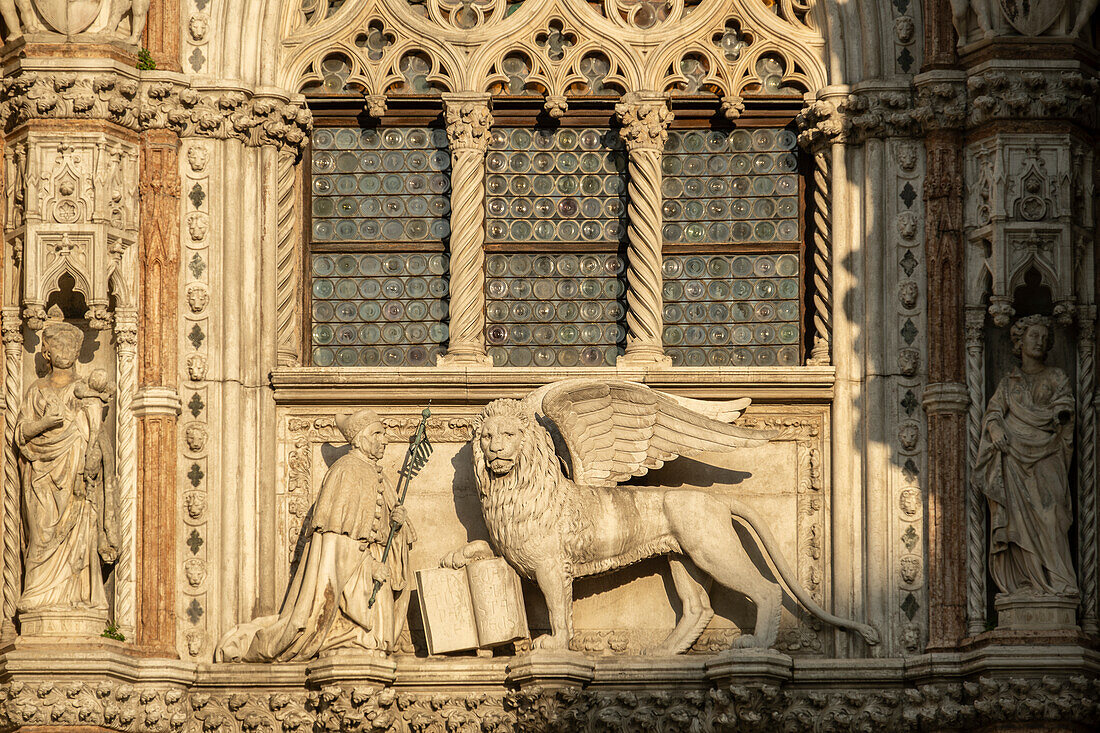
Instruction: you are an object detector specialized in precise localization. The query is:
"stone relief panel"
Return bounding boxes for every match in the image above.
[274,398,841,657]
[0,0,148,44]
[950,0,1098,45]
[178,140,211,659]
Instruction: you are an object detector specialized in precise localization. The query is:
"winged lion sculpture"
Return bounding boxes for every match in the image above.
[442,379,879,654]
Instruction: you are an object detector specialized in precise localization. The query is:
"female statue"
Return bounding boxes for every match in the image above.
[974,314,1078,599]
[15,306,118,620]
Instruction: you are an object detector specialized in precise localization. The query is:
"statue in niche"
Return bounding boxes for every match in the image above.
[216,409,416,661]
[442,379,880,654]
[975,315,1078,600]
[15,306,119,631]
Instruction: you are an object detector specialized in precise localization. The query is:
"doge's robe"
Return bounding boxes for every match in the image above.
[216,450,414,662]
[14,378,106,612]
[975,365,1078,597]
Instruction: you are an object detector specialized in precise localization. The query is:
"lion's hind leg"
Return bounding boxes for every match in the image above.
[665,491,783,650]
[646,556,714,656]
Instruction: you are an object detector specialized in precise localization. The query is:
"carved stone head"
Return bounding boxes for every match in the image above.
[894,142,918,171]
[898,422,920,452]
[1010,314,1054,360]
[186,631,204,656]
[898,348,920,377]
[187,146,209,173]
[187,284,209,314]
[184,492,206,520]
[185,424,207,453]
[337,409,386,459]
[900,555,921,585]
[187,214,208,242]
[187,355,207,382]
[184,558,206,587]
[475,399,531,479]
[898,280,919,310]
[896,211,917,240]
[901,624,920,653]
[41,306,83,369]
[188,14,208,42]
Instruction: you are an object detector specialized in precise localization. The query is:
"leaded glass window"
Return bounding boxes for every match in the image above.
[483,125,628,367]
[661,126,803,366]
[309,125,451,367]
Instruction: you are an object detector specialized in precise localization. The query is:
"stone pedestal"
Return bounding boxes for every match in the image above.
[704,648,793,687]
[306,652,398,687]
[995,595,1079,632]
[506,650,595,691]
[18,607,108,637]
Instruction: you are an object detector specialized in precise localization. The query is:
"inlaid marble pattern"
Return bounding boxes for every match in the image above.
[485,128,627,243]
[662,128,799,245]
[484,253,626,367]
[311,253,449,366]
[311,127,451,243]
[662,253,801,366]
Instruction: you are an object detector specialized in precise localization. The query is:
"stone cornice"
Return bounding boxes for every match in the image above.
[798,64,1099,148]
[0,62,312,152]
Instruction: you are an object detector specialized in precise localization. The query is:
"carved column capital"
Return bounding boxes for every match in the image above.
[964,307,986,348]
[442,93,493,152]
[0,310,23,346]
[614,93,673,152]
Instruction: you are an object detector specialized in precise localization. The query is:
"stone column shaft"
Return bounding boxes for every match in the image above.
[143,0,181,72]
[923,129,967,649]
[616,93,672,367]
[1,309,22,638]
[437,93,493,367]
[136,130,181,655]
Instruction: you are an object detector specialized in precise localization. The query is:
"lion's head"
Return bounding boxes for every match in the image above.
[472,399,561,500]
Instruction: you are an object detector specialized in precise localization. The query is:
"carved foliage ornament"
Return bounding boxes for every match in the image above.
[0,73,312,153]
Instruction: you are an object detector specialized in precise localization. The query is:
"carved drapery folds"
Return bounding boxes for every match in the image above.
[616,93,672,366]
[436,93,493,366]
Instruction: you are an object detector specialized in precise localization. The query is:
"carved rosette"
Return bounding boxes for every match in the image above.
[438,94,494,366]
[615,93,672,366]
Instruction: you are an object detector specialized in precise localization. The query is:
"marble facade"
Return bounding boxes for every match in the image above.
[0,1,1097,731]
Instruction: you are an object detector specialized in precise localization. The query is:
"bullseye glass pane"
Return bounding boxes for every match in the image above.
[484,253,626,367]
[486,128,627,244]
[662,127,799,246]
[661,253,801,367]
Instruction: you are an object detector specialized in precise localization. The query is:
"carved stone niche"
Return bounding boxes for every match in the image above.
[5,129,139,330]
[964,133,1093,327]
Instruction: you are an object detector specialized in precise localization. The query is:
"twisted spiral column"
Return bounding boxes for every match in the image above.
[1,308,22,638]
[617,94,672,367]
[1077,310,1097,633]
[275,151,301,367]
[113,309,138,639]
[963,307,986,636]
[807,150,832,365]
[437,93,494,367]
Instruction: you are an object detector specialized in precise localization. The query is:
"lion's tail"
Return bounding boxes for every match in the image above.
[727,498,880,646]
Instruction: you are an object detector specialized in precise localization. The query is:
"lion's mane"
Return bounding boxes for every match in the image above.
[472,399,593,572]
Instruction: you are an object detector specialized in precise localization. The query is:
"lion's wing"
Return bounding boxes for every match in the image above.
[531,379,776,487]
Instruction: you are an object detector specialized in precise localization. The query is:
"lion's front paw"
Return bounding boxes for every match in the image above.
[532,633,567,650]
[440,549,470,569]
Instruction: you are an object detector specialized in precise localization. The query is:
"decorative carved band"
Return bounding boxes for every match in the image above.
[0,71,312,152]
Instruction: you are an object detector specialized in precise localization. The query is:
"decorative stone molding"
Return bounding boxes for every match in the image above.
[0,70,312,153]
[1,671,1096,733]
[966,68,1099,129]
